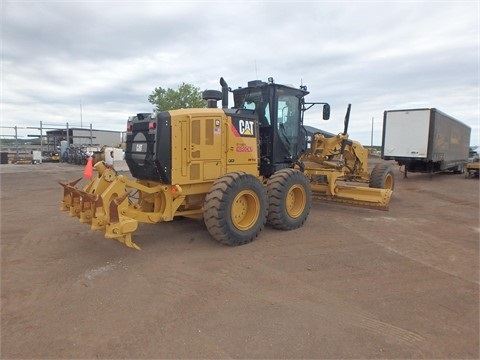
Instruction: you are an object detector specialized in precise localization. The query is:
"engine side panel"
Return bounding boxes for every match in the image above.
[170,109,226,185]
[170,108,259,184]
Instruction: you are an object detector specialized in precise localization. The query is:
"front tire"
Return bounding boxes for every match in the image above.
[369,164,395,190]
[266,168,312,230]
[203,172,267,246]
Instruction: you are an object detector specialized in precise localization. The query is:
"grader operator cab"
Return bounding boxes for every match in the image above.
[60,77,394,249]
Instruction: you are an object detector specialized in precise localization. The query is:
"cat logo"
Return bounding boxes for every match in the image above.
[231,118,256,138]
[238,119,255,136]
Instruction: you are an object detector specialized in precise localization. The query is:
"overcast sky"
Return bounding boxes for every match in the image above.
[1,0,479,146]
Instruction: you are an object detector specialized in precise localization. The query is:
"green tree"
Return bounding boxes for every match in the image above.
[148,82,205,112]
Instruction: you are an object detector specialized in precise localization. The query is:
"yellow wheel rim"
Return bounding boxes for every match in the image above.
[285,184,306,218]
[231,190,260,231]
[384,173,394,190]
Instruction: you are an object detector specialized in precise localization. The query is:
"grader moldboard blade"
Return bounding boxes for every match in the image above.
[304,165,393,211]
[311,184,392,210]
[59,162,141,250]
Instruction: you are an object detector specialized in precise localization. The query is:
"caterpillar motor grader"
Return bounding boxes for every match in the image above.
[60,77,394,249]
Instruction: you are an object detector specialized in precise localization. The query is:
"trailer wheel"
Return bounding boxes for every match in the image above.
[369,164,395,190]
[266,168,312,230]
[453,165,464,174]
[203,172,267,246]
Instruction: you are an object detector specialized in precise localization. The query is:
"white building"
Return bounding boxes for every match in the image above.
[46,127,123,150]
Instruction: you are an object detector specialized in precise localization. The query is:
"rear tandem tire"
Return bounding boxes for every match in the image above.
[266,168,312,230]
[203,172,267,246]
[369,164,395,190]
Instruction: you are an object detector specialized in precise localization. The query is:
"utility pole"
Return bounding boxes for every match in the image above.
[371,116,374,147]
[14,126,19,160]
[90,123,93,146]
[40,121,43,155]
[66,122,70,147]
[80,100,83,128]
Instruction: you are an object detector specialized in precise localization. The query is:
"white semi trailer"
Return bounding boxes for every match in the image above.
[381,108,470,177]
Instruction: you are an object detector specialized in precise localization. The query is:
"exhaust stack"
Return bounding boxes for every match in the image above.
[220,77,229,109]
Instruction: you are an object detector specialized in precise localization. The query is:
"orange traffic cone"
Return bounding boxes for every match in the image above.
[84,157,93,179]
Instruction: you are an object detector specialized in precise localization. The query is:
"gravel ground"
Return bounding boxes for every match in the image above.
[1,160,478,359]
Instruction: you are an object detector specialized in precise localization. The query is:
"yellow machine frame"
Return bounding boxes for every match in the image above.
[59,81,394,250]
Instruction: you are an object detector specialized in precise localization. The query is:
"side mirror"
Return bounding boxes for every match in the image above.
[323,104,330,120]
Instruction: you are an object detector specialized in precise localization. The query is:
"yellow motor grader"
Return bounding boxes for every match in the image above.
[60,77,394,249]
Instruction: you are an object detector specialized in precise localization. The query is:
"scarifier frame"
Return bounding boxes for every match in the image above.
[60,162,210,249]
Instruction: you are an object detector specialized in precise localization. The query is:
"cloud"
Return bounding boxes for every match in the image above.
[1,0,479,146]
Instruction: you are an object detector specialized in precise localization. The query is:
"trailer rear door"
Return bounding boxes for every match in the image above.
[383,109,430,159]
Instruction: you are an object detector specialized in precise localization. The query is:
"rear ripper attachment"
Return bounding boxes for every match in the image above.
[59,161,201,250]
[60,162,141,249]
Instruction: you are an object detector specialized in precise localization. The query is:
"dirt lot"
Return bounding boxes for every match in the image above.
[1,160,479,359]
